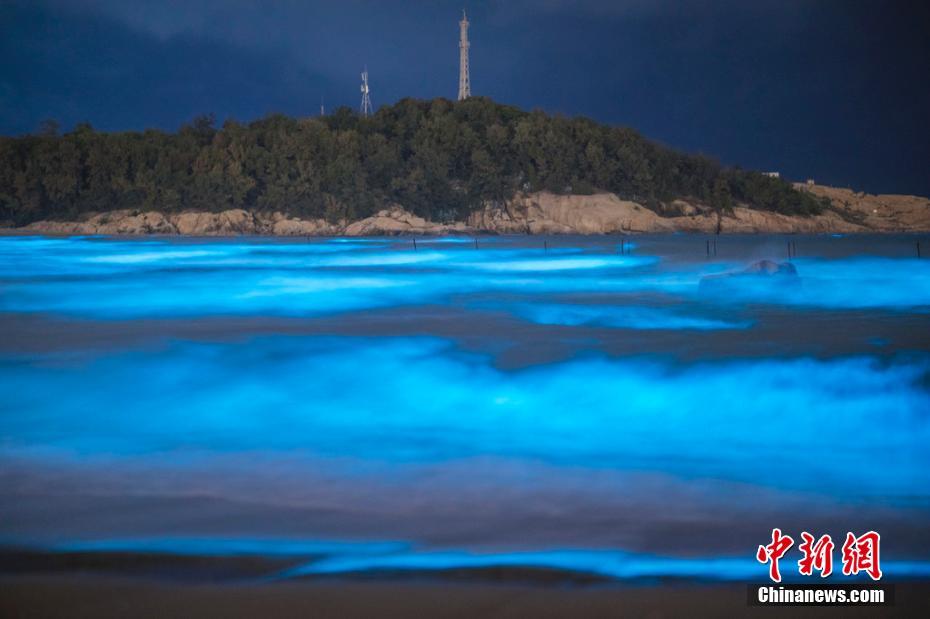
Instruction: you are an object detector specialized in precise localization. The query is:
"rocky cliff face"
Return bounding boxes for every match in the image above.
[468,193,677,234]
[15,210,338,236]
[793,183,930,232]
[467,192,871,234]
[9,186,930,236]
[342,206,470,236]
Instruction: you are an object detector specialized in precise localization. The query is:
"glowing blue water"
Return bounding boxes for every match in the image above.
[1,234,929,582]
[3,337,927,497]
[283,548,930,582]
[51,538,930,583]
[513,303,750,330]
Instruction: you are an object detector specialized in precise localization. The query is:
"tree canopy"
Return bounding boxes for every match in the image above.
[0,97,828,226]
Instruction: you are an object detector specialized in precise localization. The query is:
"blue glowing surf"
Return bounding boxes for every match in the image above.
[1,234,929,582]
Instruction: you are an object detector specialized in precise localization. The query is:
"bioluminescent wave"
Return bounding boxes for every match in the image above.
[36,537,930,583]
[2,237,929,321]
[699,257,930,309]
[2,234,930,581]
[513,303,751,330]
[282,547,930,582]
[458,255,657,272]
[2,336,928,498]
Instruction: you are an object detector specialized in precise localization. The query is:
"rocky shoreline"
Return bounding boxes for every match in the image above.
[4,185,929,236]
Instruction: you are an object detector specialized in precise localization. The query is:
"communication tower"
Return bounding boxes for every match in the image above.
[458,10,471,100]
[360,67,372,117]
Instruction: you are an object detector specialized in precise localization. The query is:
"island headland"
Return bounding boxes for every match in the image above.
[2,98,928,236]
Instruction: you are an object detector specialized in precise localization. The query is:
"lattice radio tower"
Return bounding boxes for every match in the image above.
[360,67,372,117]
[457,10,470,101]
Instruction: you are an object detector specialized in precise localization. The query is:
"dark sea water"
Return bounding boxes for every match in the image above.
[1,233,929,582]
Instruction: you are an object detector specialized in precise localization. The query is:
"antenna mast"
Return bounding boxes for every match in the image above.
[360,67,372,117]
[457,10,470,101]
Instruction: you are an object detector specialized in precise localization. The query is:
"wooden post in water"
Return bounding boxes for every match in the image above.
[413,238,417,251]
[544,239,548,252]
[474,237,479,250]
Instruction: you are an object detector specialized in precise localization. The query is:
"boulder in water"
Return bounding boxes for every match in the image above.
[699,259,799,292]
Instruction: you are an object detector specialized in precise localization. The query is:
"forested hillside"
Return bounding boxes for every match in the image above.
[0,97,828,225]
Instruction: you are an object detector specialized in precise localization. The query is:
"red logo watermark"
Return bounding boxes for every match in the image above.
[757,529,881,582]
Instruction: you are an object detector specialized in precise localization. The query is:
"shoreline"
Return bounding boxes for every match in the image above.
[2,574,927,618]
[4,227,930,238]
[3,546,928,618]
[2,185,928,237]
[4,547,929,587]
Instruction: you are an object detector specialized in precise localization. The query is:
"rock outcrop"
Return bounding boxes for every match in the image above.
[467,192,874,234]
[268,215,338,236]
[695,205,866,234]
[700,259,800,292]
[343,206,471,236]
[172,210,256,235]
[8,184,930,236]
[468,192,676,234]
[794,183,930,232]
[13,210,339,236]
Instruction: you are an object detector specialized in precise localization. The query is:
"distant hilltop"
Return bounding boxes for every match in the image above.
[1,97,928,234]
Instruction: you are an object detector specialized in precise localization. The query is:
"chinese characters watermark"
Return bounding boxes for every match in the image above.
[757,529,881,582]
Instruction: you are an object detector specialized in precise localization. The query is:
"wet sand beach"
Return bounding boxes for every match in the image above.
[3,575,928,618]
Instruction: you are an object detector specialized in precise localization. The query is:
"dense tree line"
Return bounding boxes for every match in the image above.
[0,97,828,225]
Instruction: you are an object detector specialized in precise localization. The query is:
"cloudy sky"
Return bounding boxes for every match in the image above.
[2,0,928,195]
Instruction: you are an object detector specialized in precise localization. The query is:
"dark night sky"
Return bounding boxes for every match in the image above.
[2,0,928,196]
